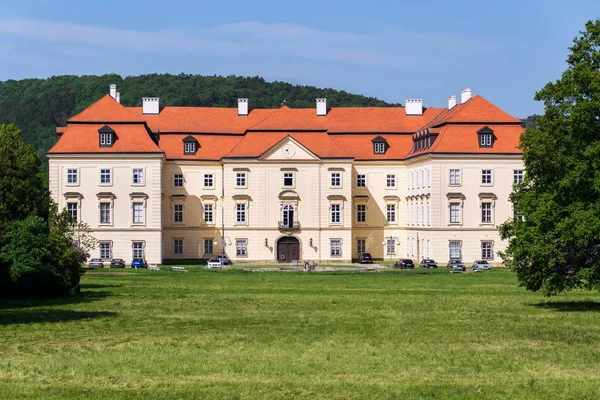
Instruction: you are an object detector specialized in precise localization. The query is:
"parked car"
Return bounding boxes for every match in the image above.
[208,258,223,269]
[420,259,438,268]
[447,258,462,268]
[131,258,147,269]
[217,255,231,265]
[472,260,491,271]
[88,258,104,268]
[359,253,373,264]
[110,258,125,268]
[395,259,414,269]
[451,264,466,273]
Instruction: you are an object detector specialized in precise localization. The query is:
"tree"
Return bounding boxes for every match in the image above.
[499,20,600,295]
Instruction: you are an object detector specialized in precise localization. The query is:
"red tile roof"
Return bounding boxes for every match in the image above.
[326,107,444,133]
[159,134,243,160]
[330,134,415,160]
[68,95,145,123]
[427,124,523,155]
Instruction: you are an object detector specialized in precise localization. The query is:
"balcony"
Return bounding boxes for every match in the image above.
[278,221,301,230]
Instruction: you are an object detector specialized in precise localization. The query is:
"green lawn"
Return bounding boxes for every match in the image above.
[1,268,599,399]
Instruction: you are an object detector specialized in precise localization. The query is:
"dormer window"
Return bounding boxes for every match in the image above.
[98,125,114,148]
[182,135,199,155]
[372,136,388,154]
[477,126,495,148]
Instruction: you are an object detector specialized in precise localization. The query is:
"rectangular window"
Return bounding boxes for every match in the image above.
[481,169,492,185]
[330,204,341,223]
[204,239,214,255]
[481,202,492,223]
[100,203,111,224]
[449,241,461,259]
[173,239,183,255]
[133,202,144,224]
[330,239,342,257]
[236,204,247,223]
[67,203,78,220]
[283,172,294,187]
[356,174,366,187]
[331,172,341,187]
[184,142,195,154]
[386,174,396,188]
[236,239,247,257]
[204,173,214,188]
[132,168,144,185]
[67,168,78,185]
[174,174,184,187]
[204,204,213,223]
[386,239,396,255]
[480,134,492,146]
[374,142,385,154]
[132,241,144,259]
[481,241,493,260]
[449,169,460,185]
[99,241,111,260]
[357,239,366,255]
[450,202,460,223]
[174,204,184,223]
[386,204,396,223]
[100,168,111,185]
[100,132,112,146]
[513,169,524,184]
[236,173,247,187]
[356,204,366,223]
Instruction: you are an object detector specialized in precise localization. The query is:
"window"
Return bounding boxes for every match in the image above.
[204,239,214,255]
[100,132,112,146]
[386,239,396,255]
[449,169,460,185]
[204,204,213,223]
[356,174,366,188]
[236,204,247,223]
[174,174,184,188]
[481,202,492,223]
[386,174,396,188]
[100,168,111,185]
[450,202,460,223]
[374,142,385,153]
[356,204,366,223]
[480,133,492,147]
[100,203,111,224]
[283,172,294,187]
[513,169,524,184]
[204,174,214,188]
[67,203,78,220]
[236,239,247,257]
[184,141,195,154]
[132,168,144,185]
[236,173,247,187]
[331,172,341,187]
[330,204,341,223]
[174,204,184,223]
[173,239,183,255]
[133,202,144,224]
[132,242,144,259]
[330,239,342,257]
[357,239,366,255]
[67,168,78,185]
[386,204,396,223]
[481,241,493,260]
[481,169,492,185]
[99,241,111,260]
[282,204,295,228]
[449,241,461,259]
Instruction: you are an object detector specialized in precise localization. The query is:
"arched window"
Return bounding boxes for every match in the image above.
[282,204,295,228]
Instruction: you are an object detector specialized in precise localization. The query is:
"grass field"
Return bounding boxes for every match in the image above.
[1,268,599,399]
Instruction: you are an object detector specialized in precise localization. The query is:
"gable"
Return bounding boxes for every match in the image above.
[260,136,321,161]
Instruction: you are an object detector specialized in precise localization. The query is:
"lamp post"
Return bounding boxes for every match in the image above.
[382,236,399,268]
[220,236,231,260]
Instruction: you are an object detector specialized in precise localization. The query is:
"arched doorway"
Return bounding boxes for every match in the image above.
[277,236,300,263]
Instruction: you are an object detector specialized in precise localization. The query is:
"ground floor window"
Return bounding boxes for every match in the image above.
[330,239,342,257]
[386,239,396,255]
[481,241,493,260]
[356,239,366,255]
[132,241,144,259]
[236,239,247,257]
[99,241,111,260]
[204,239,214,255]
[174,239,183,255]
[449,241,461,259]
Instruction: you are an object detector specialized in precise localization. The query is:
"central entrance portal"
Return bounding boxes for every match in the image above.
[277,236,300,263]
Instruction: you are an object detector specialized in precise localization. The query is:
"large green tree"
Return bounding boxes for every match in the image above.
[499,20,600,295]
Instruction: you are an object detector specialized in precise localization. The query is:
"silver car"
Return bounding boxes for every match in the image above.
[472,260,491,271]
[88,258,104,268]
[207,258,223,269]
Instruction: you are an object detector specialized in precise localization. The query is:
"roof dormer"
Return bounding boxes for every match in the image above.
[98,125,115,148]
[183,135,199,155]
[372,135,388,155]
[477,126,495,148]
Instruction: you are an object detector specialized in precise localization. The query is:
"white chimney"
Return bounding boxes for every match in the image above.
[316,98,327,116]
[238,98,248,116]
[142,97,160,115]
[116,92,121,104]
[405,99,423,116]
[461,88,472,104]
[109,84,117,99]
[448,95,456,109]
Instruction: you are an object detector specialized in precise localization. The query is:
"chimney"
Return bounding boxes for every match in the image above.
[316,98,327,116]
[448,95,456,109]
[116,92,121,104]
[109,84,117,99]
[238,98,248,116]
[405,99,423,116]
[461,88,472,104]
[142,97,160,115]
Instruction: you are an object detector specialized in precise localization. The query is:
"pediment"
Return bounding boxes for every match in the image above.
[260,136,320,161]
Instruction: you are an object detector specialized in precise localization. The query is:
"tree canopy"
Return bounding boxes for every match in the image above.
[499,20,600,295]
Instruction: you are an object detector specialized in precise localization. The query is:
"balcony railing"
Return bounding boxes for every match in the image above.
[278,221,301,230]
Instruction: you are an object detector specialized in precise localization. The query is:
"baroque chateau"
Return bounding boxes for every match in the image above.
[48,85,524,265]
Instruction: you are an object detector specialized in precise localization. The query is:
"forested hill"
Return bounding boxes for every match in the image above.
[0,73,398,165]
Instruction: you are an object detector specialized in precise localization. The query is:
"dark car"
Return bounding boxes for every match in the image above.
[110,258,125,268]
[447,258,462,268]
[420,259,438,268]
[88,258,104,268]
[451,264,466,273]
[359,253,373,264]
[217,255,231,265]
[472,260,491,271]
[395,259,414,269]
[131,258,147,269]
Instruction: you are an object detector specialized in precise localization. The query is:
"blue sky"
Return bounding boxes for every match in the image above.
[0,0,598,117]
